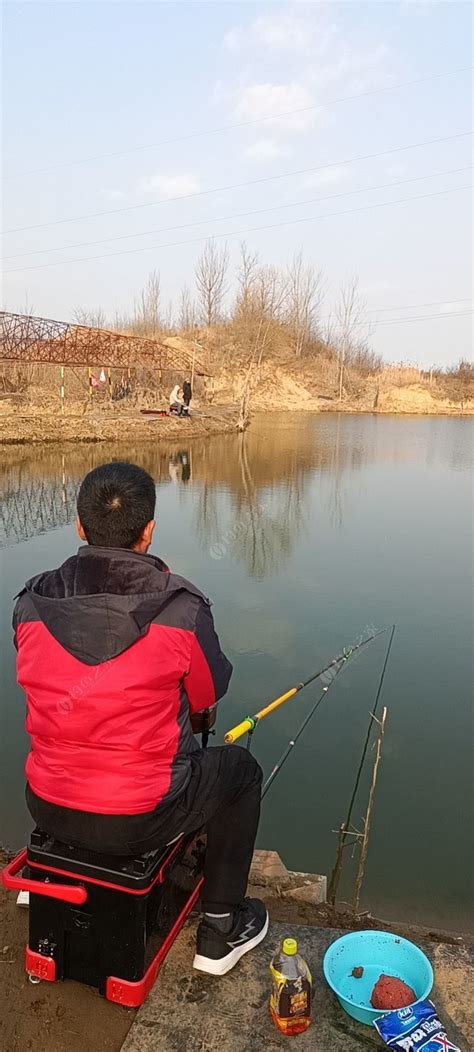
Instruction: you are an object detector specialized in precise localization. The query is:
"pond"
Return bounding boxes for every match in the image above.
[0,412,472,932]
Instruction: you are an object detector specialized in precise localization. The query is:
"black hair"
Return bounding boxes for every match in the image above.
[77,462,156,549]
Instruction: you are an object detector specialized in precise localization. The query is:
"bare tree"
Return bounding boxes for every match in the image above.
[194,240,229,326]
[72,306,107,328]
[254,264,287,322]
[179,285,197,331]
[335,277,367,401]
[443,358,474,408]
[245,265,288,376]
[235,241,259,318]
[286,251,326,358]
[134,270,161,336]
[162,299,175,332]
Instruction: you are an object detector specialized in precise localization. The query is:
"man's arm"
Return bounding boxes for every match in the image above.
[12,591,26,651]
[184,600,233,713]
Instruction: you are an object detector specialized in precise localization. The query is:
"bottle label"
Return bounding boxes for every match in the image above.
[270,967,312,1020]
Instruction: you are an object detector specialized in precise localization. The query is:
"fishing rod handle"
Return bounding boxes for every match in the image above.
[224,687,298,743]
[224,717,255,744]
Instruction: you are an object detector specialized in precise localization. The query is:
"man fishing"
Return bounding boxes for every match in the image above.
[13,461,268,976]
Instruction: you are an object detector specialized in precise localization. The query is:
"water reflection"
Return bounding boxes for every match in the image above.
[1,453,80,547]
[194,434,308,577]
[168,451,191,484]
[2,415,470,572]
[1,417,339,573]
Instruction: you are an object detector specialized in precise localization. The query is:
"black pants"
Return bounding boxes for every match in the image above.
[150,746,262,911]
[27,746,262,913]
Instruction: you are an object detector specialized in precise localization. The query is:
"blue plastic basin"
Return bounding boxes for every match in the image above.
[323,930,433,1026]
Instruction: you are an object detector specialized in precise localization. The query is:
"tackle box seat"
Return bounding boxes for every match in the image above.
[2,827,204,1007]
[27,827,172,889]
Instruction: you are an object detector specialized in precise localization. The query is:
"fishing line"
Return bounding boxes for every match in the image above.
[260,658,349,799]
[230,627,390,797]
[224,627,388,745]
[222,626,395,799]
[326,625,396,903]
[259,628,390,798]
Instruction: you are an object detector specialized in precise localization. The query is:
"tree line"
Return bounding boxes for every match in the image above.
[74,239,381,376]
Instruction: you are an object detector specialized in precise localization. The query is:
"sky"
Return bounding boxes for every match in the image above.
[1,0,473,367]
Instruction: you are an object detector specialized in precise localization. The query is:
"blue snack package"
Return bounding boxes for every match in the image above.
[374,999,460,1051]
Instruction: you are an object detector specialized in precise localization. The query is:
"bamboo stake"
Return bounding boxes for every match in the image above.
[327,626,395,905]
[352,707,388,915]
[328,824,347,905]
[60,366,65,415]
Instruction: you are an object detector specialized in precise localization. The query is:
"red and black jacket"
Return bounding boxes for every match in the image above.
[13,545,232,817]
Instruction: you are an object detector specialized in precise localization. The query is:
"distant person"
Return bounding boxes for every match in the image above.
[13,462,268,976]
[169,384,186,416]
[180,451,191,483]
[182,379,192,409]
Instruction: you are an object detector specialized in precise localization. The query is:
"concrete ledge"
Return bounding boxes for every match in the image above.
[249,850,291,887]
[249,850,326,904]
[120,922,472,1052]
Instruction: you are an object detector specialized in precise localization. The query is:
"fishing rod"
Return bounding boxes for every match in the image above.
[260,626,394,798]
[224,627,389,746]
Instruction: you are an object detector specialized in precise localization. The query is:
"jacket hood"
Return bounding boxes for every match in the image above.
[20,546,204,665]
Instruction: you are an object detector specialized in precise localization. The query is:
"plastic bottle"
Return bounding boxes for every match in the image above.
[269,938,312,1035]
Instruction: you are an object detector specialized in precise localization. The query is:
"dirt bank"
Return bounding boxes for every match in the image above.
[2,845,472,1052]
[0,406,237,446]
[0,852,135,1052]
[1,346,472,448]
[211,361,473,416]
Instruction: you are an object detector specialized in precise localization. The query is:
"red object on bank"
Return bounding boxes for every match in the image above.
[371,974,417,1010]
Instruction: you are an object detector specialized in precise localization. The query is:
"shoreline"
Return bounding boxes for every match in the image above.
[0,402,472,446]
[0,409,238,445]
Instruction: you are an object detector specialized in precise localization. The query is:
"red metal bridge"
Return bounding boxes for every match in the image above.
[0,311,209,373]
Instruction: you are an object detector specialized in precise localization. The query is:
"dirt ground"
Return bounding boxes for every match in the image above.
[0,868,136,1052]
[1,849,472,1052]
[207,358,473,416]
[0,403,237,445]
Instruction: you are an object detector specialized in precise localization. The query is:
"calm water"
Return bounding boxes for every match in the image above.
[0,414,472,932]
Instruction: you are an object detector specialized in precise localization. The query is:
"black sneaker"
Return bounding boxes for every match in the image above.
[193,898,269,976]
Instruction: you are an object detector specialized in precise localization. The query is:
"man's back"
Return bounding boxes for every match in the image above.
[14,544,231,815]
[14,460,267,976]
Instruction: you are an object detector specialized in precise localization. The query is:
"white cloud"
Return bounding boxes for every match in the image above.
[137,174,200,199]
[223,26,242,52]
[250,12,316,51]
[234,81,315,133]
[224,10,337,55]
[100,188,127,201]
[243,138,289,161]
[222,7,395,163]
[308,44,393,95]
